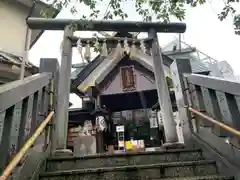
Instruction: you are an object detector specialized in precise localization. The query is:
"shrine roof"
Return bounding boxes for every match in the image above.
[71,50,172,93]
[0,50,38,73]
[71,48,210,96]
[71,33,210,95]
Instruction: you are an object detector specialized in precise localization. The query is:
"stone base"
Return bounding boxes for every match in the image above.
[53,149,73,157]
[161,142,185,150]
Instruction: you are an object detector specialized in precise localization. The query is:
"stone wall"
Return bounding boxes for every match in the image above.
[68,120,96,156]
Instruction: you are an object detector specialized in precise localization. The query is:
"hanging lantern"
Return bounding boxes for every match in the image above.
[140,40,146,54]
[101,40,108,57]
[60,39,63,53]
[123,38,130,55]
[130,41,137,59]
[84,40,91,62]
[76,37,85,63]
[114,40,122,57]
[76,38,82,53]
[94,39,100,52]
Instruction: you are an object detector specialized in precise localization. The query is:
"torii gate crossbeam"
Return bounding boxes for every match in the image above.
[26,18,186,152]
[26,17,186,33]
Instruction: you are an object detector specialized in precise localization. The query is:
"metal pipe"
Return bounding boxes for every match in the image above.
[26,18,186,33]
[188,107,240,137]
[0,111,55,180]
[20,28,31,80]
[20,2,36,80]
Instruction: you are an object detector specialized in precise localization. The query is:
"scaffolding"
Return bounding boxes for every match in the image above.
[163,38,235,79]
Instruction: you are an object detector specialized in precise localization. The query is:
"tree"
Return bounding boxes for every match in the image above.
[216,0,240,35]
[42,0,240,34]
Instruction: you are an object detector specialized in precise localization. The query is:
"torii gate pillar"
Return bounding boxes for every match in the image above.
[148,29,178,144]
[54,26,73,154]
[26,17,186,151]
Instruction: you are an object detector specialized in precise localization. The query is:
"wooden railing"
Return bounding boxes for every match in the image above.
[0,58,59,177]
[0,111,54,180]
[183,73,240,139]
[170,58,240,167]
[188,107,240,138]
[0,74,51,172]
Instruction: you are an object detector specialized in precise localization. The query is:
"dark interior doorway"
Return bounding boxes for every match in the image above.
[100,89,158,112]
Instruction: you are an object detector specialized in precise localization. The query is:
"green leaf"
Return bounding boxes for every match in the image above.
[40,0,240,35]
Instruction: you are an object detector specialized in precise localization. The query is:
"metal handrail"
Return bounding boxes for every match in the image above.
[0,111,55,180]
[188,107,240,138]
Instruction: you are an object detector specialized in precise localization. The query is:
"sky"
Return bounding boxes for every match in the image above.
[29,0,240,107]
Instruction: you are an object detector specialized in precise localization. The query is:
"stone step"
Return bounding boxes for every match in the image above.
[159,175,234,180]
[46,148,203,171]
[40,160,217,180]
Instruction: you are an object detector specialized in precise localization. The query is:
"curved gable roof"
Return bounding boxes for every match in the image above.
[71,47,210,95]
[71,50,174,94]
[71,55,105,93]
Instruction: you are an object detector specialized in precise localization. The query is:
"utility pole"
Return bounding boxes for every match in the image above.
[20,2,35,80]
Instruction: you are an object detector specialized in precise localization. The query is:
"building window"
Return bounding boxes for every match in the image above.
[120,66,136,91]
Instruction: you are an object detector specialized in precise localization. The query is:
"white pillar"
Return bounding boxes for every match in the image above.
[148,29,178,143]
[55,26,73,150]
[20,27,31,80]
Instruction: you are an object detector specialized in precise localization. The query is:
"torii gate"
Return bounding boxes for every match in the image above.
[26,18,186,152]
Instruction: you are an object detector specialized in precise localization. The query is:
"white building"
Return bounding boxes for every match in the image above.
[0,0,59,83]
[163,38,237,80]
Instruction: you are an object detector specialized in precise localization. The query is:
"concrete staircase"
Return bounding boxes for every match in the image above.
[38,148,234,180]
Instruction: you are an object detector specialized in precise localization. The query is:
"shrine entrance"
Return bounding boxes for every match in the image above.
[26,18,186,152]
[110,109,165,150]
[100,90,158,112]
